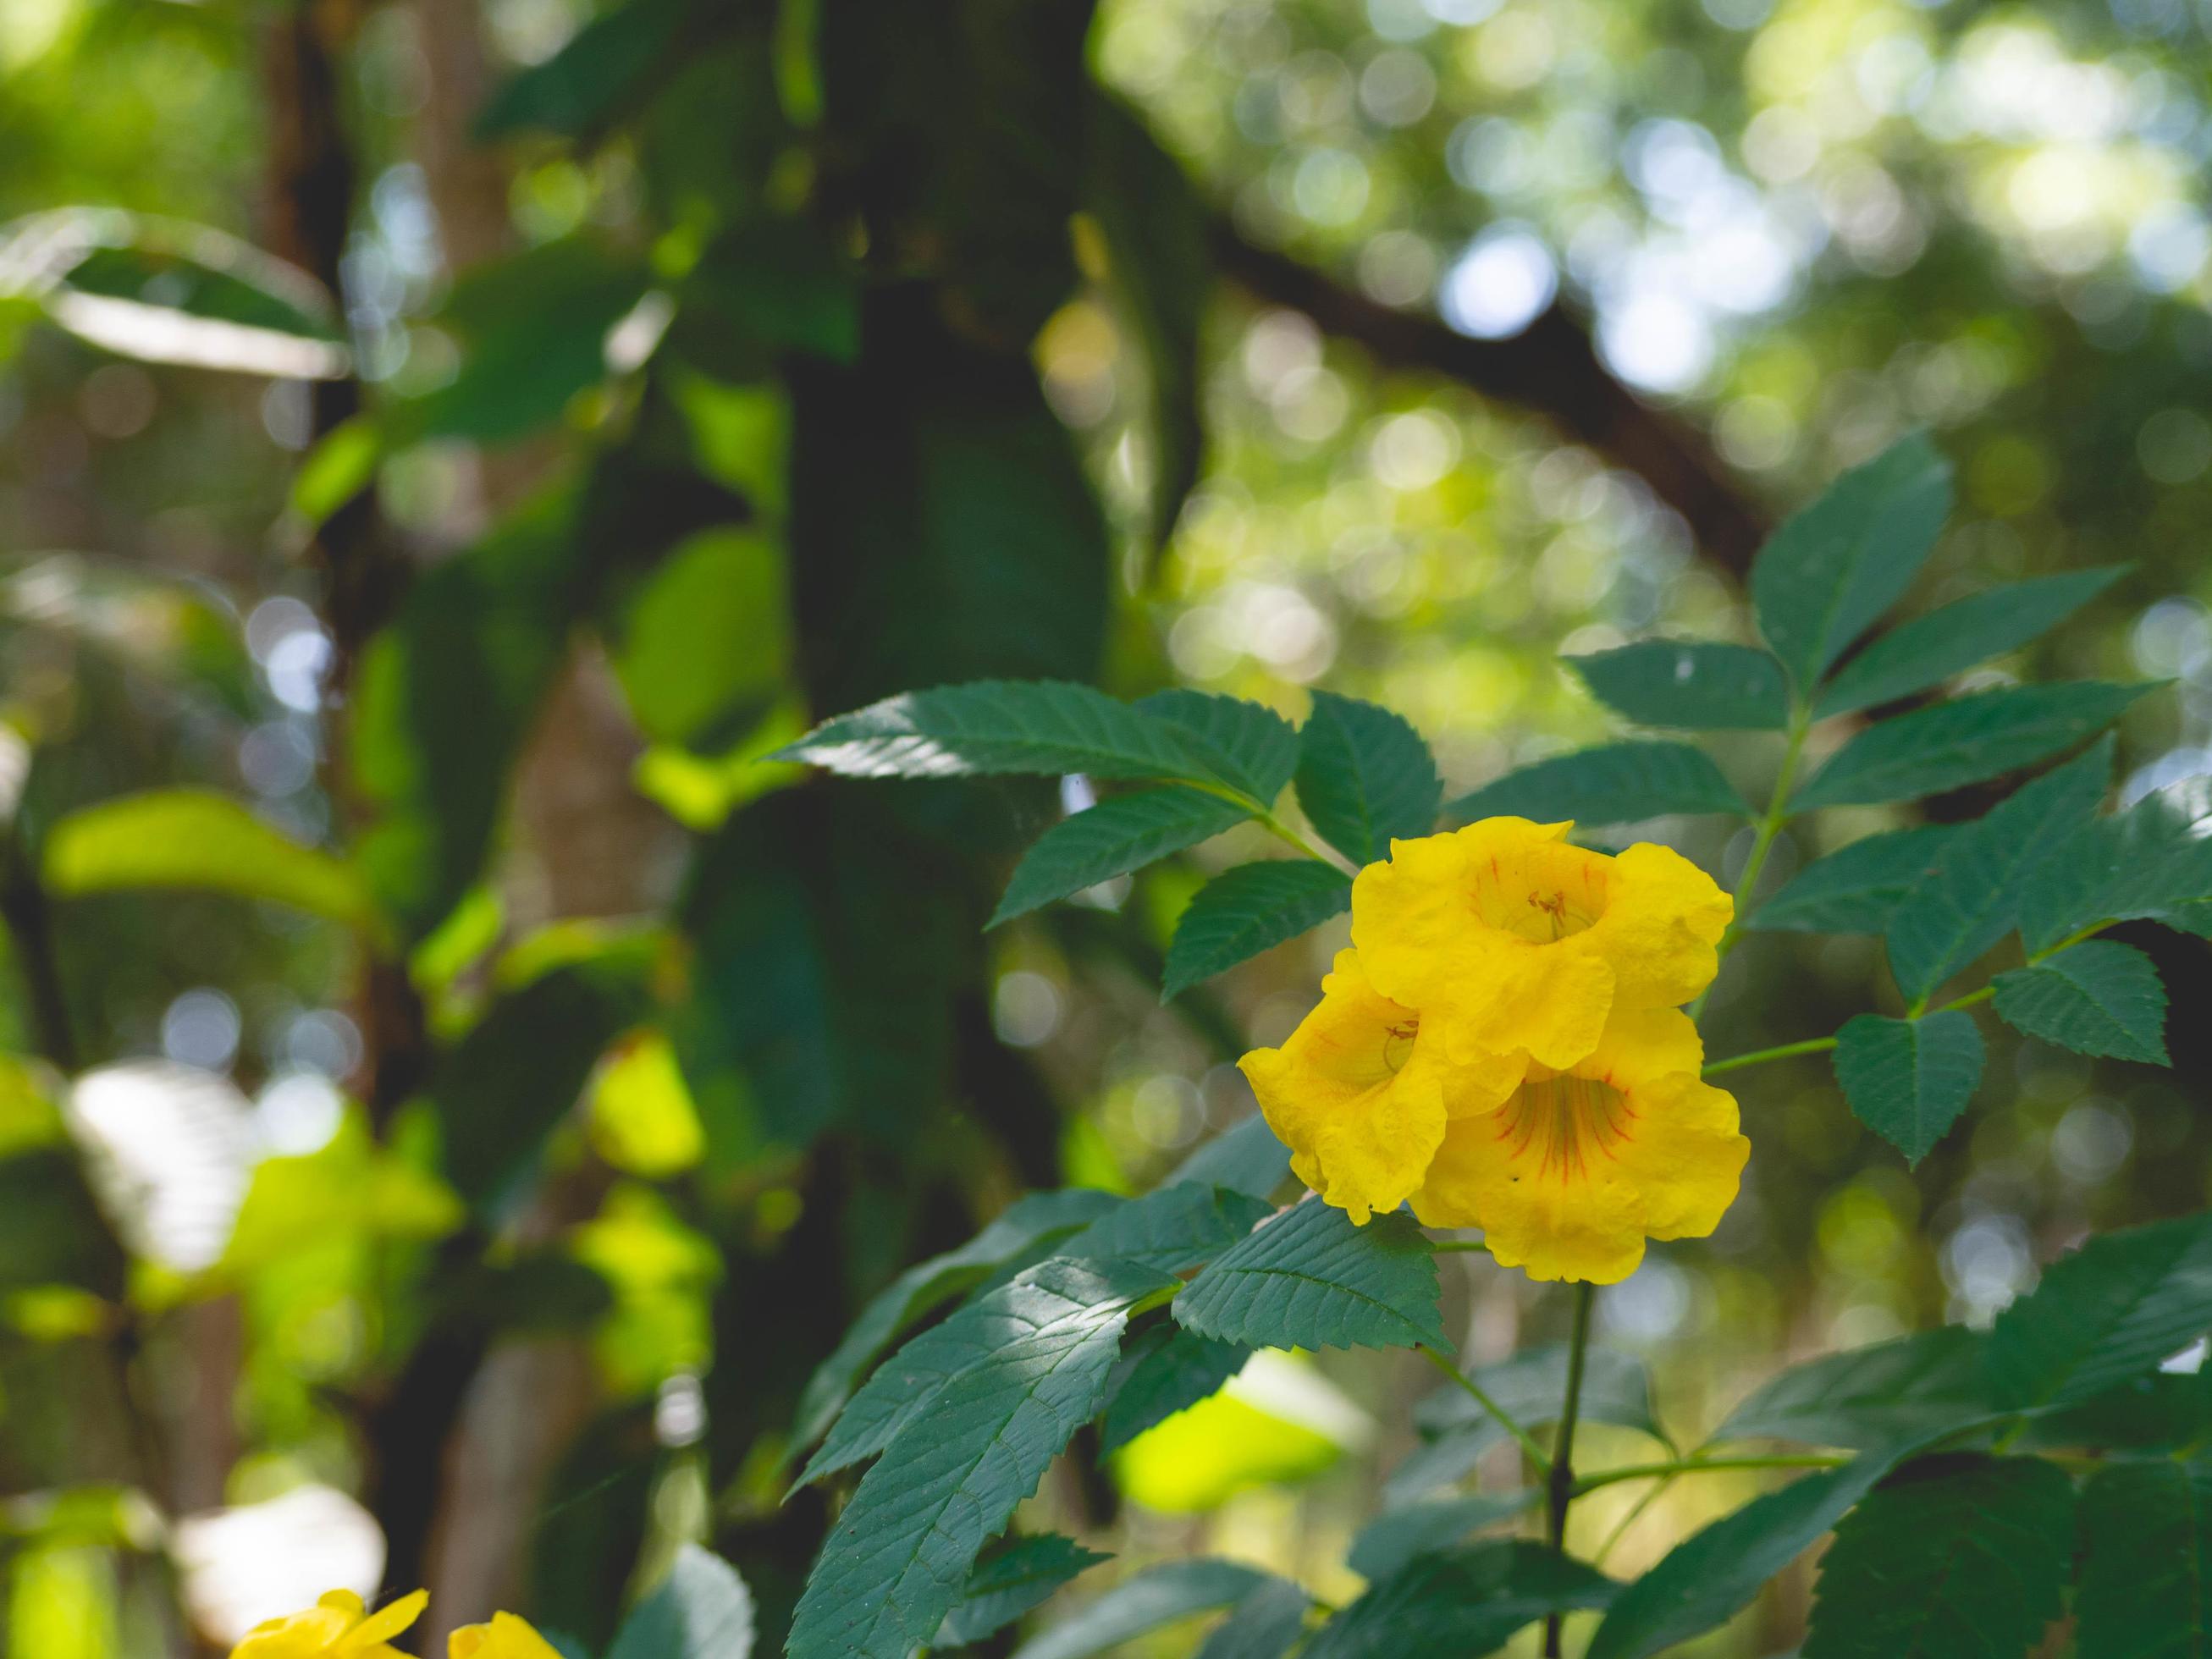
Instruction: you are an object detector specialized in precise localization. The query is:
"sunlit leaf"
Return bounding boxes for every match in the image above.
[1174,1198,1445,1353]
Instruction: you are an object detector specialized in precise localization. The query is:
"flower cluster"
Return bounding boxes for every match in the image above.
[231,1590,560,1659]
[1240,818,1750,1283]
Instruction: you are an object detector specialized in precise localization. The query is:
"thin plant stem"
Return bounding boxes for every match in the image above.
[1542,1281,1597,1659]
[1571,1452,1848,1497]
[1689,705,1812,1019]
[1183,778,1360,875]
[1592,1470,1676,1569]
[1419,1345,1552,1473]
[1702,1035,1839,1078]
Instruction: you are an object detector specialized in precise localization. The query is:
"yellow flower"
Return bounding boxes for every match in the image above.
[231,1590,428,1659]
[1409,1007,1748,1284]
[1238,950,1523,1225]
[450,1612,566,1659]
[1350,818,1731,1071]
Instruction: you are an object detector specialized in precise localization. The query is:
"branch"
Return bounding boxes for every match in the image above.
[1211,221,1769,576]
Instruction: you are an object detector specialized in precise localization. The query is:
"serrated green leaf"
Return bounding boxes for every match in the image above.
[1814,566,2126,718]
[607,1544,754,1659]
[1791,682,2154,810]
[1305,1540,1619,1659]
[2019,790,2212,952]
[1801,1454,2072,1659]
[1167,1114,1292,1200]
[1709,1326,1992,1450]
[1746,827,1955,934]
[1060,1182,1271,1274]
[1347,1491,1538,1581]
[1569,641,1790,730]
[786,1258,1176,1659]
[44,789,381,932]
[1587,1445,1913,1659]
[1884,738,2112,1003]
[1446,741,1748,825]
[1994,940,2168,1062]
[2077,1458,2212,1659]
[799,1256,1165,1487]
[1389,1344,1664,1502]
[1161,862,1352,1000]
[1751,432,1953,692]
[2015,1369,2212,1455]
[1173,1198,1445,1353]
[990,788,1251,926]
[1135,692,1298,804]
[1832,1011,1984,1164]
[936,1535,1109,1649]
[1985,1211,2212,1408]
[1190,1579,1311,1659]
[1294,691,1442,863]
[1099,1322,1249,1452]
[774,681,1215,784]
[790,1188,1123,1455]
[1011,1561,1277,1659]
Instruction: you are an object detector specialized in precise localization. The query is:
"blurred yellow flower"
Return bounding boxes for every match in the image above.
[1350,818,1730,1071]
[450,1612,565,1659]
[1239,949,1521,1224]
[230,1590,427,1659]
[1410,1008,1747,1284]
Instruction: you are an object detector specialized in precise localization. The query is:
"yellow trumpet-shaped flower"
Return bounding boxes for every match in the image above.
[1410,1007,1748,1284]
[1351,818,1731,1071]
[230,1590,428,1659]
[1239,950,1524,1225]
[450,1612,566,1659]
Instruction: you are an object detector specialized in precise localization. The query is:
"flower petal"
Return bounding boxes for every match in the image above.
[1589,842,1732,1011]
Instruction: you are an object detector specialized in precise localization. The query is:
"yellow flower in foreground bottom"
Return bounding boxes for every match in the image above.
[450,1612,566,1659]
[1410,1008,1747,1284]
[1351,818,1731,1071]
[231,1590,427,1659]
[1239,950,1522,1225]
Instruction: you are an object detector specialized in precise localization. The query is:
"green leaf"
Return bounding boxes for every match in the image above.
[1814,566,2127,718]
[1791,682,2154,810]
[475,0,687,138]
[681,218,861,366]
[791,1188,1123,1454]
[607,1544,755,1659]
[1746,827,1955,934]
[786,1258,1176,1659]
[1568,641,1790,730]
[2019,791,2212,952]
[1173,1199,1446,1353]
[991,788,1251,927]
[1099,1322,1249,1452]
[1994,940,2169,1063]
[1059,1182,1271,1274]
[2014,1369,2212,1455]
[1167,1114,1292,1200]
[799,1257,1167,1487]
[1447,741,1747,825]
[1293,691,1442,864]
[1189,1579,1311,1659]
[1985,1211,2212,1408]
[774,681,1214,785]
[1883,737,2112,1002]
[1802,1454,2072,1659]
[1303,1540,1619,1659]
[2076,1458,2212,1659]
[1709,1326,1993,1450]
[1135,691,1299,804]
[1751,432,1953,692]
[1010,1561,1276,1659]
[44,789,381,933]
[1161,862,1352,1000]
[937,1535,1109,1649]
[1587,1446,1914,1659]
[1347,1492,1538,1581]
[1832,1010,1985,1165]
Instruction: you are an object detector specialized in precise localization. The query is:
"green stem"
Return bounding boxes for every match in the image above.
[1571,1452,1848,1497]
[1702,1036,1838,1078]
[1592,1470,1676,1568]
[1419,1345,1552,1473]
[1542,1282,1597,1659]
[1690,706,1812,1019]
[1184,779,1360,876]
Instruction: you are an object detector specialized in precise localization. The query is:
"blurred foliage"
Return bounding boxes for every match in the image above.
[0,0,2209,1651]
